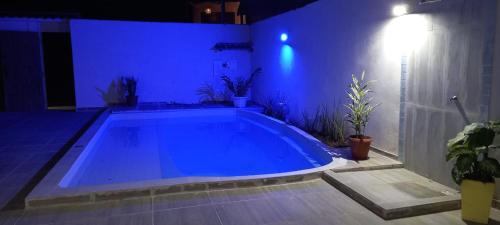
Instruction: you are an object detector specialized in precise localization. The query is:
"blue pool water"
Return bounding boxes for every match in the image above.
[62,110,332,187]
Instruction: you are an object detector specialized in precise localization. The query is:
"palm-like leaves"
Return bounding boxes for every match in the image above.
[221,76,236,94]
[446,121,500,184]
[221,68,262,97]
[121,76,138,96]
[345,71,378,137]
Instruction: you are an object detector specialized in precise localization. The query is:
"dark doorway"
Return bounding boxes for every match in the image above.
[0,31,46,112]
[42,33,76,108]
[0,56,4,111]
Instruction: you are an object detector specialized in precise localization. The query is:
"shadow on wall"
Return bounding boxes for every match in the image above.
[96,78,126,106]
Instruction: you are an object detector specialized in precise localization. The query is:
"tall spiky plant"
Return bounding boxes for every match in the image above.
[345,71,378,138]
[333,105,347,146]
[121,76,138,97]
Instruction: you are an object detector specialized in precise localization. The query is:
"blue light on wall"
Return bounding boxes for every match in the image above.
[280,45,294,74]
[280,33,288,42]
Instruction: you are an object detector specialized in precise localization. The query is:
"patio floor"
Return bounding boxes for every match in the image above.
[1,110,498,224]
[1,179,499,225]
[0,111,99,210]
[323,169,461,219]
[329,149,403,172]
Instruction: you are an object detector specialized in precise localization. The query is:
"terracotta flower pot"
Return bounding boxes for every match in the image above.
[349,136,372,160]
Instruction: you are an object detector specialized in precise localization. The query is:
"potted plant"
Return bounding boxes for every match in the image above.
[221,68,262,108]
[345,71,378,160]
[121,76,138,107]
[446,121,500,224]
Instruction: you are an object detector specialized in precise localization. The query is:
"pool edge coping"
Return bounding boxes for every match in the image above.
[26,108,342,208]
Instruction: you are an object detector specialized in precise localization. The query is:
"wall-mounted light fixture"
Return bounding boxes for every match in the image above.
[419,0,441,4]
[392,5,408,16]
[280,33,288,42]
[204,8,212,14]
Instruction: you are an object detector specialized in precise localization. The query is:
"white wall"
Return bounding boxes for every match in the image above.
[250,0,403,155]
[403,0,497,190]
[71,19,251,108]
[492,1,500,120]
[250,0,499,196]
[491,0,500,198]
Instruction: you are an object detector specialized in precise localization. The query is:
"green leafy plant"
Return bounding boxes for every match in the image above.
[333,106,347,146]
[221,68,262,97]
[263,92,289,121]
[121,76,138,97]
[446,121,500,184]
[345,71,378,138]
[196,82,218,102]
[299,101,348,147]
[316,104,348,147]
[318,105,332,139]
[264,98,275,117]
[302,110,319,134]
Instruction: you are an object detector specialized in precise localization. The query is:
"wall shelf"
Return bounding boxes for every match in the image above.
[211,42,253,52]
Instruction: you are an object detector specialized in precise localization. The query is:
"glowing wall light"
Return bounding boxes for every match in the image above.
[392,5,408,16]
[384,14,428,58]
[280,33,288,42]
[280,45,294,74]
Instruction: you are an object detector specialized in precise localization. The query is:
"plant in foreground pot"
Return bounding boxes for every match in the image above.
[121,76,138,107]
[345,71,378,160]
[221,68,262,108]
[446,121,500,224]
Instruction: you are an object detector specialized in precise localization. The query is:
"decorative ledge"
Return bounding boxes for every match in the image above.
[211,42,253,52]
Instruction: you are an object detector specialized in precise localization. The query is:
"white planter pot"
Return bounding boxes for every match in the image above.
[232,96,248,108]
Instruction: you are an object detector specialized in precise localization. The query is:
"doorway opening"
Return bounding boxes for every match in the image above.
[42,32,76,110]
[0,56,4,112]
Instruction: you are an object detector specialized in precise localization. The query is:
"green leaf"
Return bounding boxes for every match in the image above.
[446,145,472,161]
[447,131,465,149]
[463,123,485,134]
[479,158,500,177]
[465,127,495,148]
[451,166,463,185]
[490,121,500,134]
[455,154,475,171]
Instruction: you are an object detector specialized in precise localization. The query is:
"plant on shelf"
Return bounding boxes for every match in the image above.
[345,71,378,160]
[446,121,500,224]
[121,76,138,107]
[221,68,262,108]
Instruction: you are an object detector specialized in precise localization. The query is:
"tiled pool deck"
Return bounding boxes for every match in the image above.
[2,179,500,225]
[0,111,99,210]
[1,108,499,224]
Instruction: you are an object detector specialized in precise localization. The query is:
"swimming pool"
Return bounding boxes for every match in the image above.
[59,109,333,188]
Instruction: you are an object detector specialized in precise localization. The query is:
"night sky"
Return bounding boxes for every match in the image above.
[0,0,317,23]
